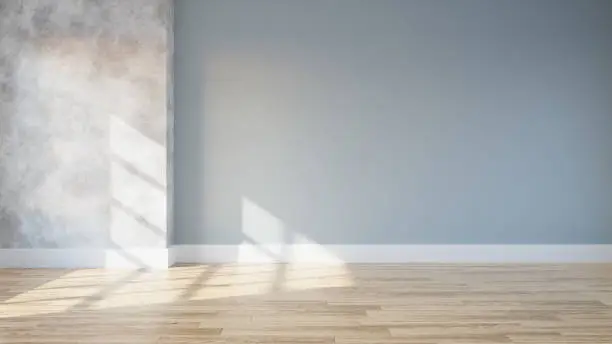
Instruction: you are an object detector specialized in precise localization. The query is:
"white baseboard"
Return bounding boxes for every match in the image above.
[2,245,612,268]
[168,246,177,267]
[174,244,612,264]
[0,248,173,269]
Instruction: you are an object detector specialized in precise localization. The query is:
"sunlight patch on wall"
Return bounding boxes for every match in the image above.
[240,196,348,263]
[241,197,286,247]
[235,197,354,291]
[110,116,166,187]
[110,116,167,250]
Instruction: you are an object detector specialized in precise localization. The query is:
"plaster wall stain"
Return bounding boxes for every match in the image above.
[0,0,173,248]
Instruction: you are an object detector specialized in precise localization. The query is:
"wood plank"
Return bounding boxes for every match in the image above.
[0,264,611,343]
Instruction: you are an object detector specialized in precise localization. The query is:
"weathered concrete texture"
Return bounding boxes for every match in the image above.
[0,0,173,248]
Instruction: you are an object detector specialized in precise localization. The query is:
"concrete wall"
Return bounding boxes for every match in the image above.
[174,0,612,245]
[0,0,173,249]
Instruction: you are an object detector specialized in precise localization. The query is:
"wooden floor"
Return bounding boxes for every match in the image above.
[1,264,612,343]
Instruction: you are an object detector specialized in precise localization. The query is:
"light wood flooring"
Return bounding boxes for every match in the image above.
[1,264,612,343]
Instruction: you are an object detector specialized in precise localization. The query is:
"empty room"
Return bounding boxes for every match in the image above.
[1,0,612,343]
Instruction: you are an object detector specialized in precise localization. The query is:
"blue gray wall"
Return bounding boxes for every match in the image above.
[174,0,612,245]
